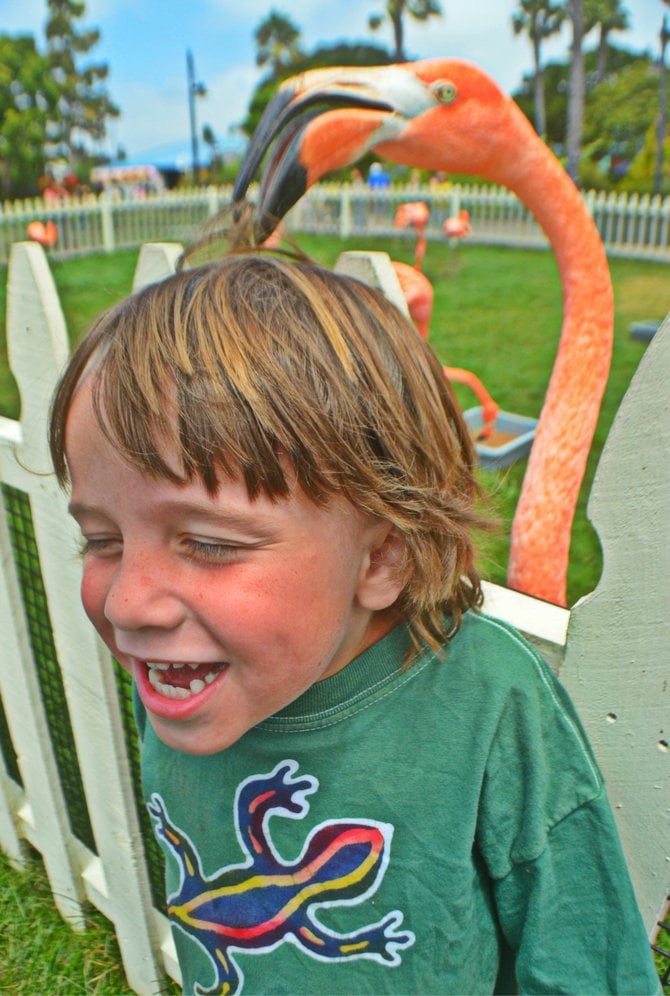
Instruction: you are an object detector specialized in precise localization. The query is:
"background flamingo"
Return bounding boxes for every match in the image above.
[443,208,472,246]
[26,220,58,247]
[392,202,492,428]
[232,58,613,606]
[394,200,430,269]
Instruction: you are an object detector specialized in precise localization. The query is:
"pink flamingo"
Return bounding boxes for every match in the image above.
[394,201,430,269]
[391,260,433,338]
[232,58,614,605]
[443,209,472,245]
[26,220,58,247]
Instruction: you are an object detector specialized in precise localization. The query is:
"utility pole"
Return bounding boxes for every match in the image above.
[654,15,670,197]
[187,49,206,184]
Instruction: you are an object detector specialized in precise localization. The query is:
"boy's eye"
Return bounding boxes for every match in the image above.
[79,536,121,557]
[182,538,243,562]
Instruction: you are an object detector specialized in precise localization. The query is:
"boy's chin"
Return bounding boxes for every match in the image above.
[147,711,244,756]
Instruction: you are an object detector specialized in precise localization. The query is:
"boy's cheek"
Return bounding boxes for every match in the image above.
[80,567,113,641]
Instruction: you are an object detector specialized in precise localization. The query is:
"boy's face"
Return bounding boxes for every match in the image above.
[65,381,401,755]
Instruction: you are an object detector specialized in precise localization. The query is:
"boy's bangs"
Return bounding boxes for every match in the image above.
[93,352,330,502]
[88,274,339,501]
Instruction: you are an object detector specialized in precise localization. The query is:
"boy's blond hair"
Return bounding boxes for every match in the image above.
[50,254,485,653]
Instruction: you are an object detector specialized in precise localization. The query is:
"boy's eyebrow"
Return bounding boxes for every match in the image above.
[68,500,103,519]
[156,500,278,532]
[67,498,278,533]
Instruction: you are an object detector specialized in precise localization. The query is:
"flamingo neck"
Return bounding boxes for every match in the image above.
[493,121,614,604]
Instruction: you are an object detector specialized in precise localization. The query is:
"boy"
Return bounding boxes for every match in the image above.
[50,254,660,994]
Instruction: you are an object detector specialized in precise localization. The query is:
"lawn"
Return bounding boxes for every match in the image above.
[0,850,139,995]
[0,238,668,992]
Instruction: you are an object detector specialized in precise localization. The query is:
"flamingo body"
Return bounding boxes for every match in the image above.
[394,201,430,269]
[26,220,58,247]
[391,261,433,339]
[443,209,472,242]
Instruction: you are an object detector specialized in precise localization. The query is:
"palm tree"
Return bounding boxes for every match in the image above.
[368,0,443,62]
[254,10,303,76]
[566,0,586,183]
[585,0,630,83]
[512,0,565,137]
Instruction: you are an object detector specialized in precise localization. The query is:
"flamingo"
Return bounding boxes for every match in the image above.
[26,220,58,247]
[232,59,613,606]
[394,200,430,269]
[443,208,472,245]
[391,259,433,337]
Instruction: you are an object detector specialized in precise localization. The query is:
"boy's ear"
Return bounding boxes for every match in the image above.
[357,525,407,611]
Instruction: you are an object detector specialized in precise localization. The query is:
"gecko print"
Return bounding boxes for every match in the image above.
[148,759,415,995]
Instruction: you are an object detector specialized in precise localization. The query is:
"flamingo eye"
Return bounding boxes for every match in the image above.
[432,80,457,104]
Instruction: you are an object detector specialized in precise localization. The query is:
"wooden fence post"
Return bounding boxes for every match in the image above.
[100,195,115,253]
[334,249,409,317]
[132,242,183,291]
[4,242,166,992]
[561,319,670,934]
[0,243,87,924]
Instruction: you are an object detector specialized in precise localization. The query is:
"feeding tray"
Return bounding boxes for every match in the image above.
[629,320,659,343]
[463,407,538,470]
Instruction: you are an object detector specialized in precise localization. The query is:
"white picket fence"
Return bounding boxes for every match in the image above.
[0,241,668,994]
[2,182,670,263]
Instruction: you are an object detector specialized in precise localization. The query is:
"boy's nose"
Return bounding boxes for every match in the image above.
[103,553,184,633]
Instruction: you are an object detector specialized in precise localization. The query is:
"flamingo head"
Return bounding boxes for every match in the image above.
[394,200,430,230]
[233,58,543,243]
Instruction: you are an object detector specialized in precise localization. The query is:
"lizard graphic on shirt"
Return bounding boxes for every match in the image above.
[148,759,414,995]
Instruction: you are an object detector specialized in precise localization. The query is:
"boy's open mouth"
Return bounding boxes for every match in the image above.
[145,661,226,700]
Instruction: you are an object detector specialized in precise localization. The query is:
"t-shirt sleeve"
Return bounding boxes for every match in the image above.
[469,618,661,994]
[493,791,662,994]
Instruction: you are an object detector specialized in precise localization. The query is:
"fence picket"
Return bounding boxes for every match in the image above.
[561,317,670,931]
[1,243,168,992]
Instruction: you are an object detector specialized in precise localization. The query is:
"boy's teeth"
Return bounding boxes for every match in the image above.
[146,662,224,699]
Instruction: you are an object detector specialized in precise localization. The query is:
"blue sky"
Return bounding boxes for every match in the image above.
[0,0,663,164]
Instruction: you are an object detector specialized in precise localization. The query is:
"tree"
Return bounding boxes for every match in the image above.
[565,0,586,182]
[368,0,443,62]
[512,0,565,137]
[581,59,657,185]
[254,10,303,75]
[584,0,629,82]
[44,0,118,169]
[0,34,56,198]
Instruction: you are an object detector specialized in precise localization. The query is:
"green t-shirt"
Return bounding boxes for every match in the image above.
[137,610,660,995]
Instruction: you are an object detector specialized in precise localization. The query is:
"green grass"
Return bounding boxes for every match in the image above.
[1,239,669,991]
[0,850,141,994]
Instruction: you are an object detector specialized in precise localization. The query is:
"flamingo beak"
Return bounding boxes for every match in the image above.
[232,65,434,243]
